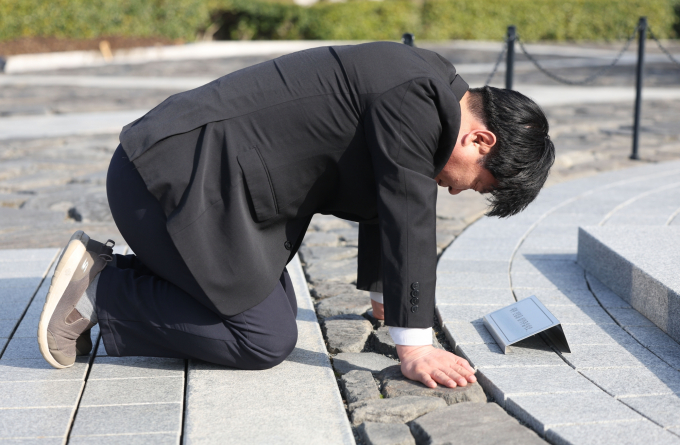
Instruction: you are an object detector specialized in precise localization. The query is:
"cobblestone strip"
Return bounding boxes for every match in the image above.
[441,160,680,444]
[300,214,543,445]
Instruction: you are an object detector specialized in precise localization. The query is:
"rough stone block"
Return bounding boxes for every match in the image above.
[88,356,185,380]
[323,316,372,353]
[316,293,371,319]
[70,403,182,436]
[358,422,415,445]
[305,257,357,284]
[476,365,598,407]
[546,419,680,445]
[370,326,397,357]
[585,272,631,308]
[620,394,680,428]
[0,380,82,408]
[331,228,359,246]
[442,321,496,347]
[434,288,516,306]
[301,232,340,247]
[379,365,486,405]
[365,310,385,328]
[409,402,546,445]
[309,215,353,231]
[436,273,509,289]
[513,288,599,307]
[340,370,380,404]
[456,342,565,370]
[560,343,665,370]
[333,353,399,376]
[0,407,72,439]
[506,391,642,433]
[349,395,446,425]
[79,377,184,406]
[310,281,360,300]
[436,304,506,324]
[579,364,680,398]
[299,246,357,266]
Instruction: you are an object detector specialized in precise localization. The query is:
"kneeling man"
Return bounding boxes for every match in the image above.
[38,41,554,389]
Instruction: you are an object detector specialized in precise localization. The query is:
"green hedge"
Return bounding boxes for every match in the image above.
[421,0,676,41]
[1,0,678,43]
[0,0,210,41]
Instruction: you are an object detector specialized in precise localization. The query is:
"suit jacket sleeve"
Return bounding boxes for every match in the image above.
[362,77,461,328]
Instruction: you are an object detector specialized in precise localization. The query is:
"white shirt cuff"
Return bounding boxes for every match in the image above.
[369,291,383,304]
[388,327,433,346]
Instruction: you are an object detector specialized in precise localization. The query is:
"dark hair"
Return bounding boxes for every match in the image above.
[468,86,555,218]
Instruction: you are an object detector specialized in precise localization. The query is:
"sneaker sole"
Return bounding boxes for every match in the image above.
[37,230,89,369]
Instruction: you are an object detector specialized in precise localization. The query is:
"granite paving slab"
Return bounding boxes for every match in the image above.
[506,391,643,433]
[476,365,599,407]
[579,365,680,397]
[546,419,680,445]
[619,394,680,428]
[182,255,354,444]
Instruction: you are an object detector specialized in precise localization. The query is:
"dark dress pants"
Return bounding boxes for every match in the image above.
[99,145,298,370]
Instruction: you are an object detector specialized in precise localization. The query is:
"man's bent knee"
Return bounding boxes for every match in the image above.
[243,330,298,370]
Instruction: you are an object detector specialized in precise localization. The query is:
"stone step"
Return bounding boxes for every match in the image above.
[577,226,680,344]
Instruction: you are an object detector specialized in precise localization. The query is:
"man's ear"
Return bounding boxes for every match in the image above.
[473,129,496,156]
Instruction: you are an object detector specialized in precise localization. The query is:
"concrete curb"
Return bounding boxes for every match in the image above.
[2,40,365,74]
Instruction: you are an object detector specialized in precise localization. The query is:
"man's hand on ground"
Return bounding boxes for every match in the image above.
[371,299,385,319]
[397,344,476,389]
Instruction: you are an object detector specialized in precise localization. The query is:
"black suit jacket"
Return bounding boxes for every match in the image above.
[118,41,468,328]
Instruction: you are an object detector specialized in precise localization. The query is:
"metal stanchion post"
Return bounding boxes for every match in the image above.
[505,26,516,90]
[631,17,647,160]
[402,33,415,47]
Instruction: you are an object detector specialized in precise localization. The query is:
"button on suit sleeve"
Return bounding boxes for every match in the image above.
[363,78,447,329]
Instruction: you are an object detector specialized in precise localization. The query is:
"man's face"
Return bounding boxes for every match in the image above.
[435,131,498,195]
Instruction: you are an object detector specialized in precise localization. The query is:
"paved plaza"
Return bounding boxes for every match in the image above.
[0,40,679,443]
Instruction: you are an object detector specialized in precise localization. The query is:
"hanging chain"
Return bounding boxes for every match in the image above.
[514,24,640,85]
[485,41,508,85]
[647,27,680,68]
